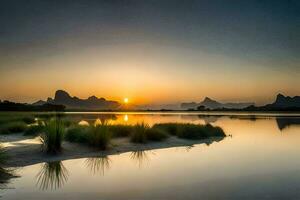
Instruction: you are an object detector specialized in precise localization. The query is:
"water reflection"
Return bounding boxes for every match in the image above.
[94,114,117,125]
[2,114,300,200]
[64,114,117,125]
[0,168,15,190]
[276,117,300,131]
[0,145,16,190]
[85,156,111,176]
[36,161,69,190]
[199,115,221,124]
[183,145,194,152]
[123,114,129,122]
[130,150,151,168]
[205,137,226,146]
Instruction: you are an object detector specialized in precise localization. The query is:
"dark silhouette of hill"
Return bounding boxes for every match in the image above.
[268,94,300,108]
[181,97,254,110]
[0,101,65,111]
[206,94,300,112]
[32,100,47,106]
[242,94,300,111]
[36,90,121,110]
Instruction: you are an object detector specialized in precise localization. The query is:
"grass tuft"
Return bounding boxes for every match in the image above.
[152,123,179,135]
[40,118,65,154]
[65,124,112,150]
[130,122,149,143]
[153,123,225,140]
[23,123,44,136]
[88,123,111,150]
[22,116,35,124]
[108,124,133,137]
[146,128,169,141]
[65,126,89,143]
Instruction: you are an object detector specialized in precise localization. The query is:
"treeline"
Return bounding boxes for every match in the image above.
[0,101,65,111]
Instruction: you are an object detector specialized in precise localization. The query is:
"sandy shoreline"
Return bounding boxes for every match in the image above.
[1,134,224,168]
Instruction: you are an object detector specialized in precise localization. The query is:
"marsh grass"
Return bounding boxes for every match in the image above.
[65,126,89,143]
[65,124,112,150]
[108,125,133,137]
[23,122,44,136]
[22,116,35,124]
[88,123,111,150]
[0,121,27,134]
[130,122,149,143]
[202,124,225,137]
[63,122,225,149]
[152,123,178,135]
[62,119,73,128]
[40,118,65,154]
[130,123,169,143]
[0,114,32,125]
[154,123,225,139]
[146,128,169,141]
[176,124,208,139]
[0,114,35,135]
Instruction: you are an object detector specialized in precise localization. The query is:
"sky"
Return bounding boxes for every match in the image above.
[0,0,299,105]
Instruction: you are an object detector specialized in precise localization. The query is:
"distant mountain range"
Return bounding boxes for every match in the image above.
[181,94,300,111]
[33,90,120,110]
[181,97,254,110]
[0,91,295,111]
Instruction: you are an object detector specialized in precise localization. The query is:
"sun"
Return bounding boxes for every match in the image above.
[123,98,129,104]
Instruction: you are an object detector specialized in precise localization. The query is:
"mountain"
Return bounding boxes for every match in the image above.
[35,90,121,110]
[270,94,300,108]
[181,97,254,110]
[242,94,300,111]
[200,97,223,109]
[32,100,47,106]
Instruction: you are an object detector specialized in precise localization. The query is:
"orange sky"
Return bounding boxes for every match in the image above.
[0,44,299,105]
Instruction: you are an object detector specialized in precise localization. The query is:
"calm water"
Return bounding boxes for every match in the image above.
[1,113,300,200]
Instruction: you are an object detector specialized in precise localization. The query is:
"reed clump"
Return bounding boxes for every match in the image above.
[65,126,89,143]
[108,124,133,137]
[65,123,112,150]
[130,122,169,143]
[130,122,149,143]
[153,123,225,139]
[40,118,65,154]
[23,121,44,136]
[88,123,111,150]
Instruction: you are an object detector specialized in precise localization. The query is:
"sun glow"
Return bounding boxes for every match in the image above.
[124,98,129,104]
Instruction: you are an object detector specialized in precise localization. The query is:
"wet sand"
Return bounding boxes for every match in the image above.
[1,133,224,168]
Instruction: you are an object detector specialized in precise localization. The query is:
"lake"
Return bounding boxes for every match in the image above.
[1,112,300,199]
